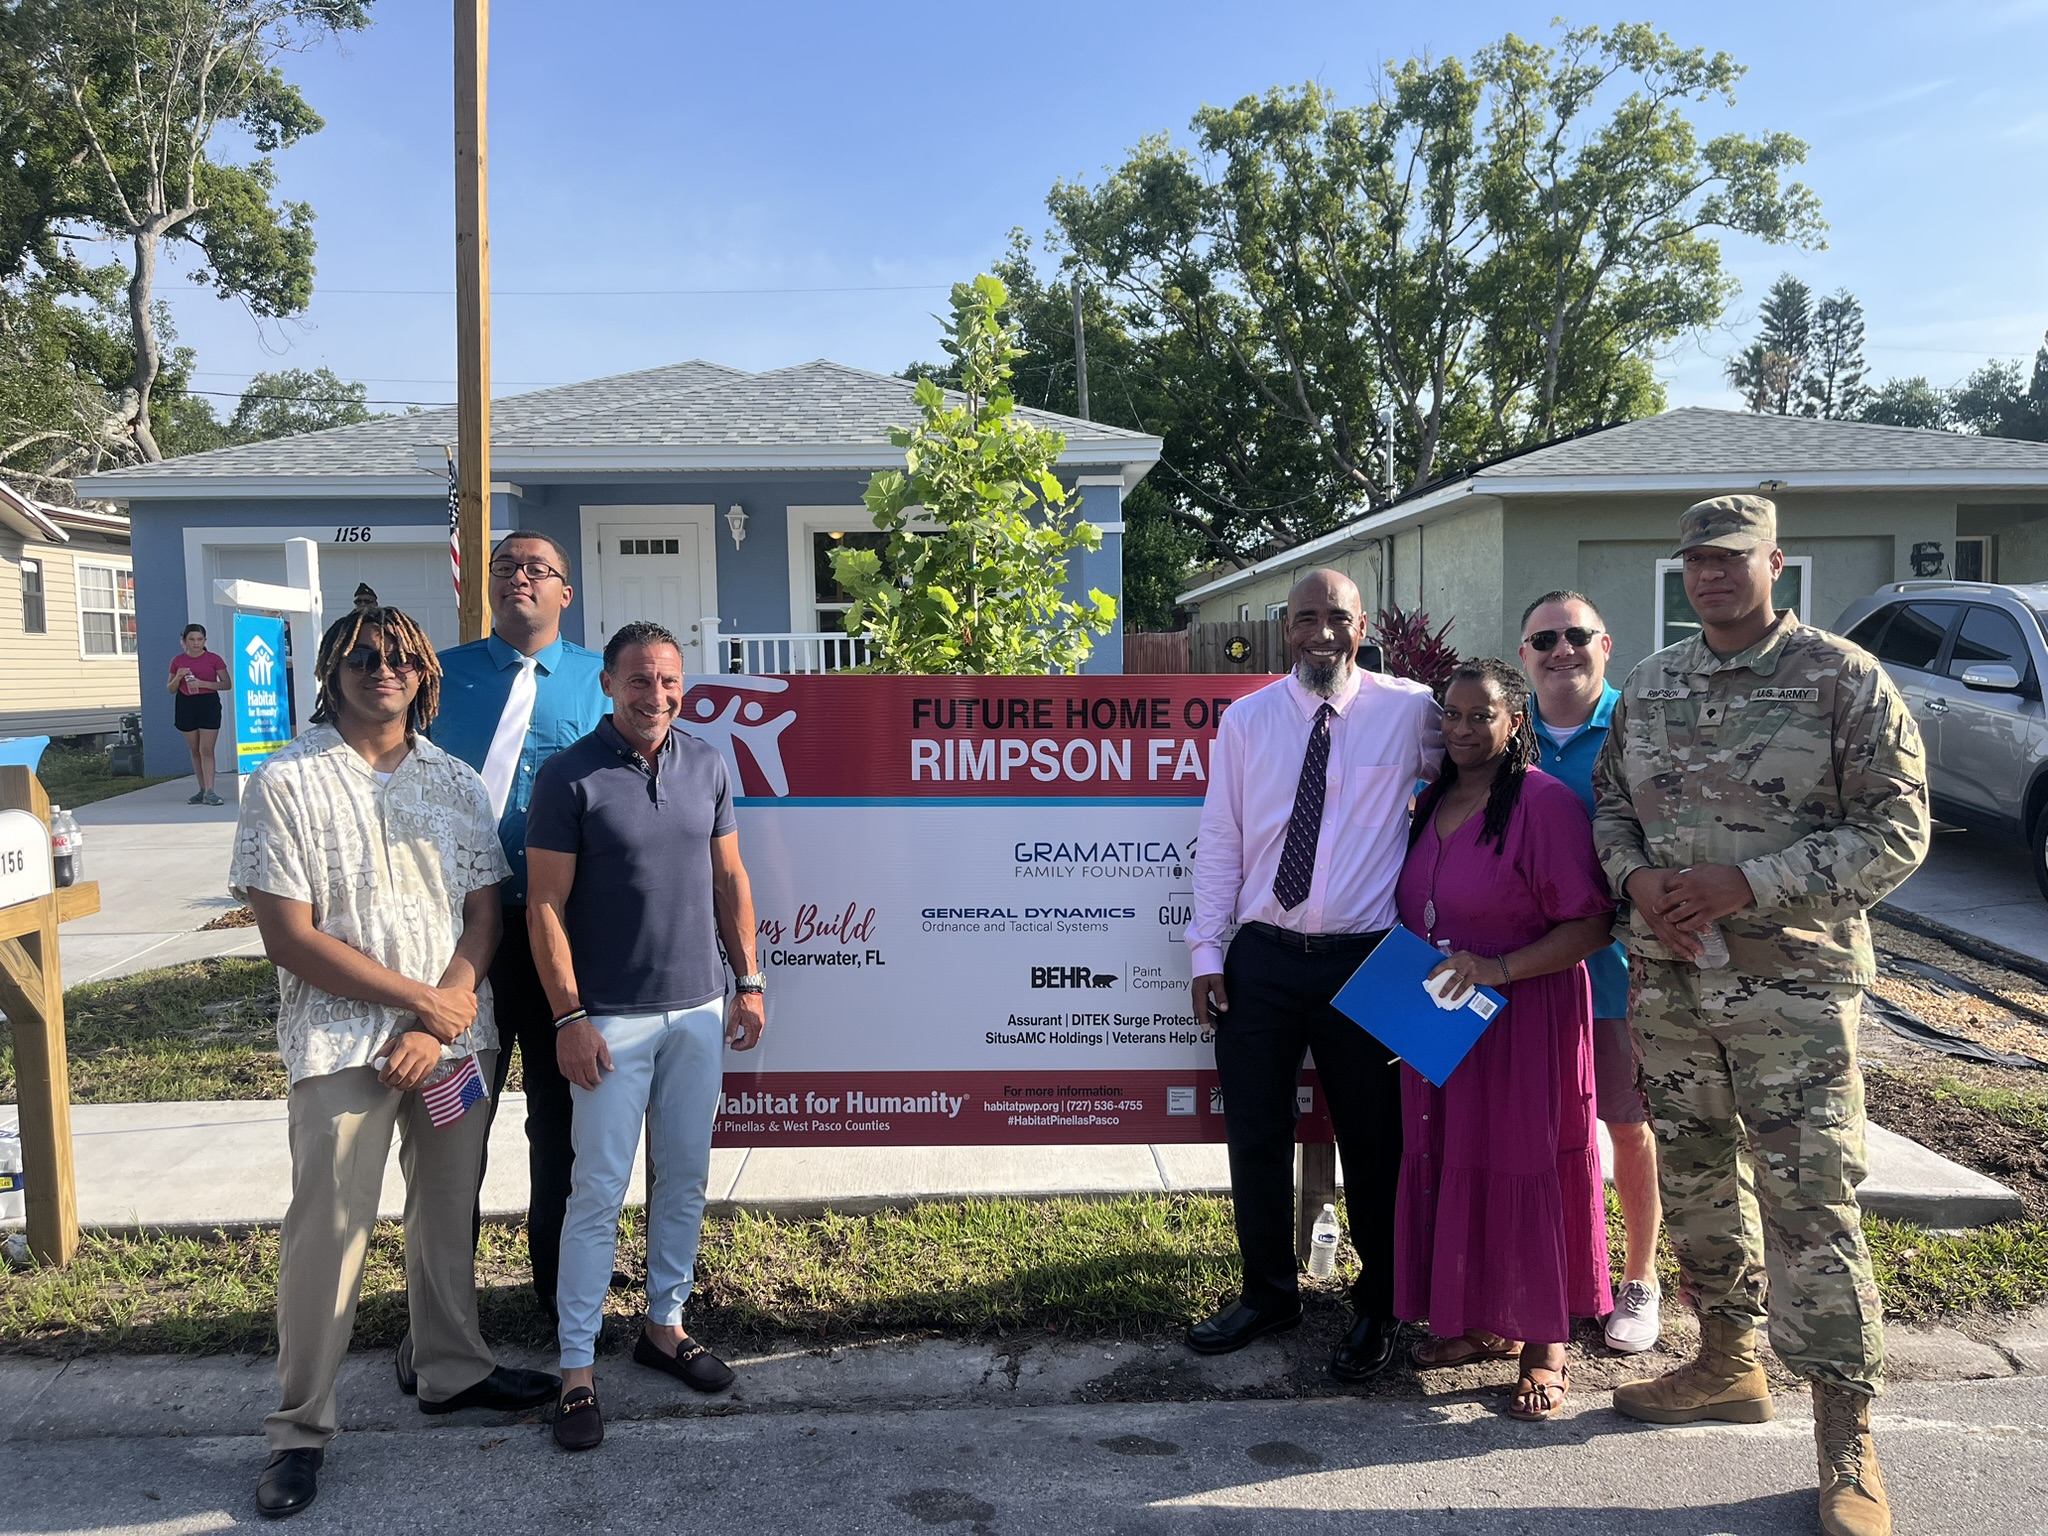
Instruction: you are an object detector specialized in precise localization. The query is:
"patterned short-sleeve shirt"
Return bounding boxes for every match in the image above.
[230,724,512,1085]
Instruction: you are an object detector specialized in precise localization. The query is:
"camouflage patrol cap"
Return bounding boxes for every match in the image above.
[1675,494,1777,555]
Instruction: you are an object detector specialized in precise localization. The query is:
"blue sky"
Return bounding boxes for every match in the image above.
[152,0,2048,419]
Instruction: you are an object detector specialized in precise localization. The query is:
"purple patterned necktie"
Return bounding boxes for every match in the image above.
[1272,702,1334,910]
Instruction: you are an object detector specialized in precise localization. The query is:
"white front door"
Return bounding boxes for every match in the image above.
[585,507,719,668]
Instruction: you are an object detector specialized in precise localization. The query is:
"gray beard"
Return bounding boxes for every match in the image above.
[1295,656,1353,698]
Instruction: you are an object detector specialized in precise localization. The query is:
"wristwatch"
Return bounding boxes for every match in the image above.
[735,972,766,994]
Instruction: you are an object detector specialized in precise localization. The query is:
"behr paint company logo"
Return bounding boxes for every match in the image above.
[1030,964,1118,990]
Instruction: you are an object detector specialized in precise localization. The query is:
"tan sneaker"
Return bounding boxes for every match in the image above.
[1815,1381,1891,1536]
[1612,1314,1774,1425]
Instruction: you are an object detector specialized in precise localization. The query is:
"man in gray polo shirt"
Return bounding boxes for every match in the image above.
[525,620,767,1450]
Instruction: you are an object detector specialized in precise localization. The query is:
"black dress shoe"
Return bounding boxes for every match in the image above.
[419,1364,561,1415]
[1185,1299,1303,1356]
[553,1386,603,1451]
[255,1447,322,1520]
[1331,1314,1401,1383]
[633,1329,736,1392]
[394,1331,416,1396]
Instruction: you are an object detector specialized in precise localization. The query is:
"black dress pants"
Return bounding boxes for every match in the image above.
[1215,924,1404,1316]
[476,912,575,1321]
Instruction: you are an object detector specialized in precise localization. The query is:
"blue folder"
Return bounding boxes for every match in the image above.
[1330,925,1506,1087]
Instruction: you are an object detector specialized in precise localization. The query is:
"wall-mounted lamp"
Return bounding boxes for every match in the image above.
[725,503,748,550]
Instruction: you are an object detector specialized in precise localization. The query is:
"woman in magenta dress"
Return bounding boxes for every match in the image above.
[1394,658,1615,1421]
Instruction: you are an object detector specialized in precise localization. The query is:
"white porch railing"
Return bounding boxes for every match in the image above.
[697,619,871,674]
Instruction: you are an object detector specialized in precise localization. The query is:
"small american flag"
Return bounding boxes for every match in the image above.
[421,1053,488,1129]
[445,446,462,596]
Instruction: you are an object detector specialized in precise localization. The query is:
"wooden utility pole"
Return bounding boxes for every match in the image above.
[0,767,100,1266]
[1070,274,1090,421]
[453,0,492,643]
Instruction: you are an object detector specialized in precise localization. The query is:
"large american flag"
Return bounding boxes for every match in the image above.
[445,446,461,596]
[421,1053,488,1129]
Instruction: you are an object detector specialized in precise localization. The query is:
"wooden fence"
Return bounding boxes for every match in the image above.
[1125,619,1287,675]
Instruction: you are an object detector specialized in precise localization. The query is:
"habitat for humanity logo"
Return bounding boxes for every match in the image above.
[244,633,277,686]
[676,676,796,795]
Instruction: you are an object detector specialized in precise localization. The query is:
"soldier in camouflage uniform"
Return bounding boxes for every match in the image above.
[1591,495,1929,1536]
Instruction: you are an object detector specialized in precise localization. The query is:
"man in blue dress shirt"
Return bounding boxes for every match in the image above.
[1519,588,1665,1355]
[427,530,610,1347]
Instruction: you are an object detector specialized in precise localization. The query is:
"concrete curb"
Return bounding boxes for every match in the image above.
[3,1307,2042,1445]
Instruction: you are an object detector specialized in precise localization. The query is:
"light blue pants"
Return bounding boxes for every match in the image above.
[556,999,725,1370]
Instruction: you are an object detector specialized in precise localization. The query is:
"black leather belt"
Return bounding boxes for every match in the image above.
[1240,921,1388,955]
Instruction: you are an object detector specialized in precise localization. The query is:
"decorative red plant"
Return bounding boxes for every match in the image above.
[1371,605,1459,688]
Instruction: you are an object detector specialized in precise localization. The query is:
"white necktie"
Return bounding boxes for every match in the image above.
[480,655,539,820]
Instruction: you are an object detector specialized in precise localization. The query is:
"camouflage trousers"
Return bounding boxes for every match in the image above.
[1629,958,1885,1392]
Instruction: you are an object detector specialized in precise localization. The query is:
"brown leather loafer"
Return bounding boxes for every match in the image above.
[633,1330,736,1392]
[552,1386,603,1451]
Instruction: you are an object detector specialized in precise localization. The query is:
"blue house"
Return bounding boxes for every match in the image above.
[76,359,1160,776]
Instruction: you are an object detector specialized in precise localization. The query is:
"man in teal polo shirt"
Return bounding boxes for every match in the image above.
[428,530,610,1346]
[1519,588,1664,1354]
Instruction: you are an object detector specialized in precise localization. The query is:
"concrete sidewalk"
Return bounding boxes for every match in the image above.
[60,774,257,985]
[1884,823,2048,960]
[0,1095,2022,1233]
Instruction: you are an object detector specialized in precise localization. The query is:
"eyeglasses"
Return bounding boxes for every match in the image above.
[1522,626,1603,652]
[342,648,422,676]
[489,559,563,583]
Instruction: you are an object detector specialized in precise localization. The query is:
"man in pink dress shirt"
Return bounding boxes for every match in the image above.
[1186,568,1443,1379]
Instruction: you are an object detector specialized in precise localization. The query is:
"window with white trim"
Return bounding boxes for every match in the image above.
[1266,602,1287,621]
[76,559,137,657]
[20,557,45,634]
[1654,556,1811,650]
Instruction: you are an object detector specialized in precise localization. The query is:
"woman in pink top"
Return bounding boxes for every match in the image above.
[1393,658,1616,1421]
[167,623,231,805]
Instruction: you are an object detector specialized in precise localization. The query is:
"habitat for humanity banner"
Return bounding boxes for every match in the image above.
[673,673,1324,1147]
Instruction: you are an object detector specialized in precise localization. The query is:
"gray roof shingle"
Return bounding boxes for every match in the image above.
[1482,407,2048,479]
[81,359,1156,486]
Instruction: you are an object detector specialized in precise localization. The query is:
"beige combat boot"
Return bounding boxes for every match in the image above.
[1612,1314,1774,1425]
[1814,1381,1891,1536]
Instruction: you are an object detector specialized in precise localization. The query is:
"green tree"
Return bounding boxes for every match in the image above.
[28,0,370,461]
[230,365,377,440]
[1859,376,1950,431]
[1949,339,2048,442]
[1726,273,1812,414]
[1047,21,1820,564]
[835,274,1115,675]
[1803,289,1869,420]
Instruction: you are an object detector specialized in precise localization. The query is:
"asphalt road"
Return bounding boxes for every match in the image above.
[1,1376,2042,1535]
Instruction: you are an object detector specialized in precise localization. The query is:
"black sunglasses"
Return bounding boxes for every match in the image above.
[342,647,422,676]
[1522,626,1603,652]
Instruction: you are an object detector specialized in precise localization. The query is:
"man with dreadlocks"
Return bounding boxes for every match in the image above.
[231,604,558,1520]
[1393,658,1617,1422]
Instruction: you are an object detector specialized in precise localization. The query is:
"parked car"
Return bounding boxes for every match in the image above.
[1836,580,2048,898]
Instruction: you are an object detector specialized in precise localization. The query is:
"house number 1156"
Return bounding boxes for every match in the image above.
[332,526,373,542]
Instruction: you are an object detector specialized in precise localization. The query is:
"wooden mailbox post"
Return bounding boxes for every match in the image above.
[0,767,100,1266]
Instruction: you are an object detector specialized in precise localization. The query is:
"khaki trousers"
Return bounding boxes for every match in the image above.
[265,1054,499,1449]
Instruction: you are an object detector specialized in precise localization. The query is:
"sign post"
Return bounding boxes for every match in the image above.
[0,767,100,1266]
[214,535,324,753]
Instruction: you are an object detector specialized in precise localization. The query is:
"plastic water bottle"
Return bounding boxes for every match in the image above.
[0,1127,24,1226]
[49,807,80,888]
[1692,924,1730,969]
[1308,1203,1341,1279]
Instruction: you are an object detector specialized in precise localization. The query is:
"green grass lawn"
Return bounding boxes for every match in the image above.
[0,957,286,1104]
[2,1193,2039,1357]
[33,744,178,810]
